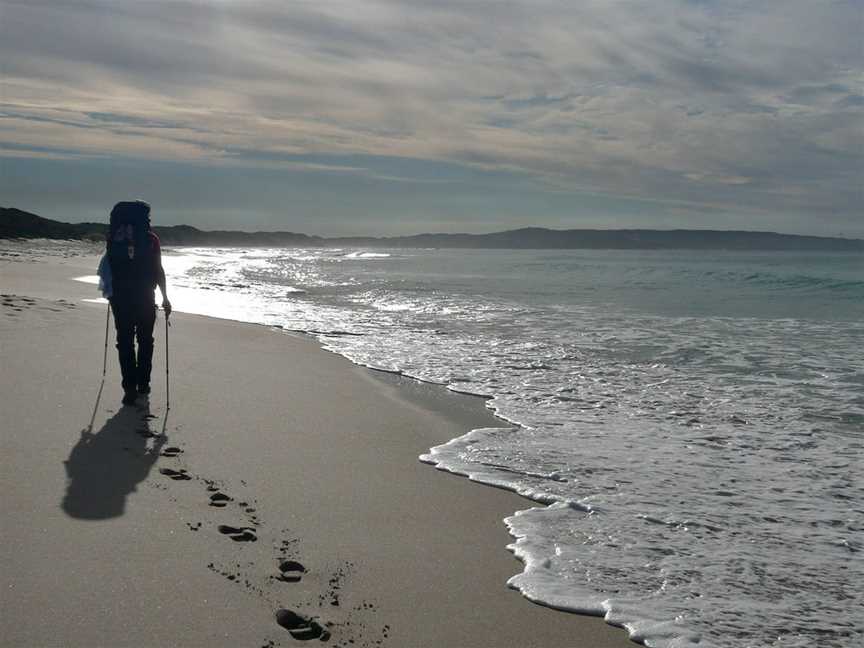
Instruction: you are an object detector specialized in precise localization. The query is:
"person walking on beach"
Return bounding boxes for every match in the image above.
[101,200,171,406]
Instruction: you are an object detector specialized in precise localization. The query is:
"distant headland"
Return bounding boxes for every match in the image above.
[2,206,862,251]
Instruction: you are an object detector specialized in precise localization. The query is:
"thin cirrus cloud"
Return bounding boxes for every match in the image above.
[0,0,862,234]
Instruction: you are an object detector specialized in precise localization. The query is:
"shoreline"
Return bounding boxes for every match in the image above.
[0,245,635,647]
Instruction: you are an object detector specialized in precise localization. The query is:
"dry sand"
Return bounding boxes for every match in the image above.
[0,245,634,647]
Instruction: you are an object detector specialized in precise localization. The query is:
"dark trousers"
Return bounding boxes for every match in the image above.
[110,296,156,392]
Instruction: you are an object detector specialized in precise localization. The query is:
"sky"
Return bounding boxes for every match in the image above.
[1,0,862,237]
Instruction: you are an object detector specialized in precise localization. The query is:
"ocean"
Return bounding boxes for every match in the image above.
[159,246,863,648]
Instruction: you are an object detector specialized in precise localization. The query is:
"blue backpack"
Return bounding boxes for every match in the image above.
[107,201,154,287]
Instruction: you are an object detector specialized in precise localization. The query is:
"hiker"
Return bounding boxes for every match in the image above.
[100,200,171,406]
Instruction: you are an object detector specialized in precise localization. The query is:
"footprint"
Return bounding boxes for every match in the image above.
[275,609,330,641]
[209,492,232,507]
[218,525,257,542]
[276,560,306,583]
[159,468,192,481]
[161,446,183,457]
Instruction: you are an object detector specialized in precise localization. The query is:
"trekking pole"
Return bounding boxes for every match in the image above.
[102,302,110,376]
[165,310,171,410]
[87,302,111,434]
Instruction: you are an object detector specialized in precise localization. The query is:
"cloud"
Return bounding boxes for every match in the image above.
[1,0,861,225]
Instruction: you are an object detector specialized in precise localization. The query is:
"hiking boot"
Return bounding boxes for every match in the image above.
[122,391,138,406]
[137,384,151,395]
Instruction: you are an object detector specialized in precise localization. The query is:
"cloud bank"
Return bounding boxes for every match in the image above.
[1,0,862,232]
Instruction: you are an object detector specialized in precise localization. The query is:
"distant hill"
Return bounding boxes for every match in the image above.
[328,227,864,251]
[0,207,108,241]
[2,207,862,251]
[0,207,319,247]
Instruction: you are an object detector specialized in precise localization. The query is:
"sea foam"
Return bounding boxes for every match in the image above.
[161,246,864,648]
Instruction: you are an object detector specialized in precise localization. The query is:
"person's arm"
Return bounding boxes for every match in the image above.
[157,265,170,313]
[152,234,171,316]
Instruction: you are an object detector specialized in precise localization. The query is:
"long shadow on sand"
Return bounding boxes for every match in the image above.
[62,403,166,520]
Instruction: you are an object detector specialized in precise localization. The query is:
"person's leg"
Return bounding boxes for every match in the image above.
[110,298,137,401]
[135,300,157,393]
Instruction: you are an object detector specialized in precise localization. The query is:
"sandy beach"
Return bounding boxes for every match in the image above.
[0,245,634,647]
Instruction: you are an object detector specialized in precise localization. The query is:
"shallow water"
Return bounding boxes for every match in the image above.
[156,246,863,647]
